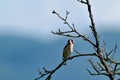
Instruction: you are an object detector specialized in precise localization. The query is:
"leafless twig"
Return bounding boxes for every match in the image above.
[35,0,120,80]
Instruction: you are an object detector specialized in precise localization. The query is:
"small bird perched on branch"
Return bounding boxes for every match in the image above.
[63,39,74,65]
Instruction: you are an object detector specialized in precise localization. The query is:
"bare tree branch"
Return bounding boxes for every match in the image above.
[87,68,108,76]
[35,51,96,80]
[52,10,96,47]
[89,59,100,74]
[52,10,73,30]
[78,0,119,80]
[35,0,120,80]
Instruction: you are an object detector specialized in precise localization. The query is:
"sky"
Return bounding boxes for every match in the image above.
[0,0,120,80]
[0,0,120,42]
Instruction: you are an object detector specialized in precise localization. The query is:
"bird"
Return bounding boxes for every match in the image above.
[63,39,74,65]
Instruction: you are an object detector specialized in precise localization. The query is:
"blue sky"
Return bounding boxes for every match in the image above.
[0,0,120,80]
[0,0,120,42]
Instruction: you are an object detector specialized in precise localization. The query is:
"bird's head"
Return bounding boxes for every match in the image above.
[68,39,74,44]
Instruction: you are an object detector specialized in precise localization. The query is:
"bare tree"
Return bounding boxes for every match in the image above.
[35,0,120,80]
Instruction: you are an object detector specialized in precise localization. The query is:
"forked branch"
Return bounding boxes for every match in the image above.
[35,0,120,80]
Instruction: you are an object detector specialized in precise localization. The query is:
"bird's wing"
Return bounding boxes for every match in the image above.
[63,44,68,60]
